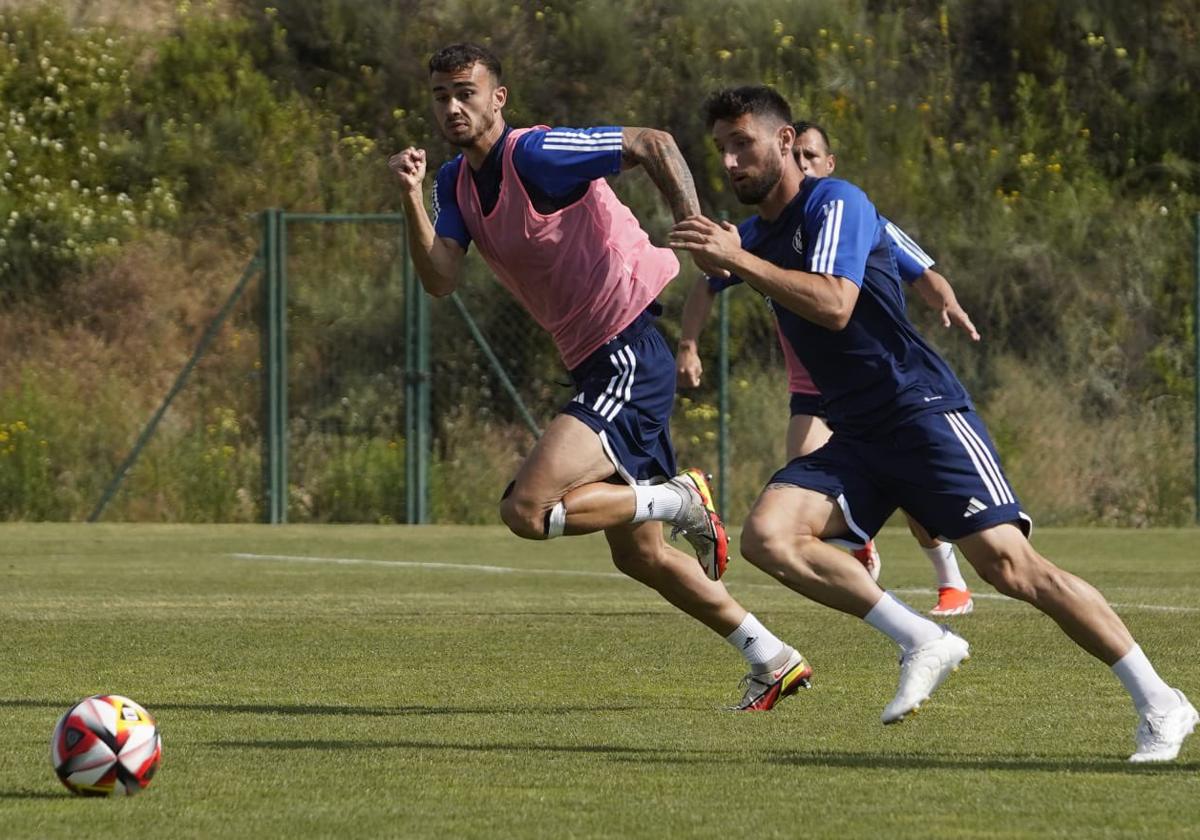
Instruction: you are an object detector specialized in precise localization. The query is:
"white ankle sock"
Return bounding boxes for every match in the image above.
[1112,644,1179,714]
[725,613,785,666]
[864,592,944,653]
[630,483,685,524]
[924,542,967,590]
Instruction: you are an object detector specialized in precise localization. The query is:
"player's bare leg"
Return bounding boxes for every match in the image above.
[740,484,968,722]
[787,413,881,580]
[740,485,881,614]
[957,522,1196,761]
[499,413,726,573]
[956,524,1132,661]
[604,520,741,633]
[605,520,813,709]
[905,513,973,616]
[784,413,832,461]
[499,413,633,537]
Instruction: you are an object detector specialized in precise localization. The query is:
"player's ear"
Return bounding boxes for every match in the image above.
[827,153,837,174]
[493,84,508,110]
[779,123,796,158]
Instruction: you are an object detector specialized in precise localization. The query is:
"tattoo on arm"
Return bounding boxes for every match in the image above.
[622,128,701,222]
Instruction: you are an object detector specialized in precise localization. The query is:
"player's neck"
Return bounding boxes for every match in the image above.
[757,164,803,222]
[463,121,508,170]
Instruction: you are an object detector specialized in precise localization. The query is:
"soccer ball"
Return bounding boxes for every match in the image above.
[50,695,162,796]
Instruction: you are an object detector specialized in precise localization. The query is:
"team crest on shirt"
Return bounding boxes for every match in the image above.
[792,225,804,255]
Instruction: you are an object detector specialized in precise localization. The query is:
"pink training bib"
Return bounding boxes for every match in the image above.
[455,127,679,369]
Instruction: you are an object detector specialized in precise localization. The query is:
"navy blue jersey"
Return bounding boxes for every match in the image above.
[731,177,972,436]
[433,124,624,250]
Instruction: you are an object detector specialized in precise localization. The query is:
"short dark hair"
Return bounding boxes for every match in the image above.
[792,121,833,154]
[703,86,792,129]
[429,43,502,82]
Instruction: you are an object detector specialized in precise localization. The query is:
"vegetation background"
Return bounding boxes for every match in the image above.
[0,0,1197,525]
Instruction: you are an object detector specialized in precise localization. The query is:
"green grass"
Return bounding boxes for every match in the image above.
[2,524,1199,839]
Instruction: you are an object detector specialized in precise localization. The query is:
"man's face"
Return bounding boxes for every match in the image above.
[430,62,506,148]
[712,113,791,205]
[795,128,836,177]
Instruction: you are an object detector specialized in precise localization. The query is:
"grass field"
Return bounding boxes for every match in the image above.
[2,524,1199,838]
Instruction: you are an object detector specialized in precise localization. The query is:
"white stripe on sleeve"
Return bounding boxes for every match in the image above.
[812,200,844,274]
[885,221,934,269]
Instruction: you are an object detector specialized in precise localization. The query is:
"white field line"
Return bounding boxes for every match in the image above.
[230,553,1200,614]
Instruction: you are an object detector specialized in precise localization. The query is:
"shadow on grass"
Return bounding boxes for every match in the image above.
[0,698,642,717]
[764,749,1200,775]
[212,738,1200,774]
[0,790,69,800]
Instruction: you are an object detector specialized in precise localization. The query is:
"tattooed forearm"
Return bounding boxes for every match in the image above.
[621,127,701,222]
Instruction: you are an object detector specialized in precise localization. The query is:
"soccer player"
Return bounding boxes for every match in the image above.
[389,45,812,710]
[668,86,1196,760]
[676,119,979,617]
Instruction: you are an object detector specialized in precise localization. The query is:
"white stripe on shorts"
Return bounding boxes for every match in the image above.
[943,411,1015,505]
[593,346,636,421]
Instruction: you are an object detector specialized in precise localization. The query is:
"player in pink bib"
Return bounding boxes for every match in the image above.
[388,43,813,710]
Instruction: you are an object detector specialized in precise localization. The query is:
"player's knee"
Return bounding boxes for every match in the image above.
[498,491,546,540]
[975,546,1054,602]
[741,514,812,575]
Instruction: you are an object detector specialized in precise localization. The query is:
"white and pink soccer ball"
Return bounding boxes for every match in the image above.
[50,695,162,796]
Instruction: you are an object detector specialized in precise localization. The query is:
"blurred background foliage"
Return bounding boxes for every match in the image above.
[0,0,1197,525]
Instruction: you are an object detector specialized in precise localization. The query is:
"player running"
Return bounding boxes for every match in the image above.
[389,45,811,710]
[669,86,1196,760]
[676,120,979,617]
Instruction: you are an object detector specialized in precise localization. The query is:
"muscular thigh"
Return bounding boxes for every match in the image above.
[767,435,896,547]
[510,413,617,507]
[746,483,848,541]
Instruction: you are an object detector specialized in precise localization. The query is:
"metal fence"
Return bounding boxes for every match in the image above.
[87,211,1200,526]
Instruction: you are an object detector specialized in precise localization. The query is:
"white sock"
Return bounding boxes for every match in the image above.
[864,592,944,653]
[924,542,968,590]
[630,483,685,524]
[1112,644,1179,714]
[725,613,785,667]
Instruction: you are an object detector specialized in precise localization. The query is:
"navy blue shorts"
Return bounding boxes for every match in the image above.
[769,408,1032,546]
[789,392,824,418]
[560,306,677,485]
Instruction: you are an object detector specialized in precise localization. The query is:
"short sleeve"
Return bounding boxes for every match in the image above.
[805,184,878,286]
[513,126,624,197]
[883,218,935,283]
[707,273,742,293]
[432,159,471,250]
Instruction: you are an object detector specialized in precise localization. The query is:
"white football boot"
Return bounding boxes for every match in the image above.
[881,628,970,724]
[1129,689,1199,763]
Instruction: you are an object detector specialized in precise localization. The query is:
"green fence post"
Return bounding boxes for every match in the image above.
[415,255,431,524]
[403,237,430,524]
[1194,212,1199,524]
[261,208,288,524]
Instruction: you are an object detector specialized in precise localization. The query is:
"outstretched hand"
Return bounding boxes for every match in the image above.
[942,301,981,341]
[669,216,740,279]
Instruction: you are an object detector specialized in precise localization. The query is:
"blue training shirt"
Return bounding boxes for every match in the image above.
[727,176,972,436]
[432,125,624,250]
[709,214,934,291]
